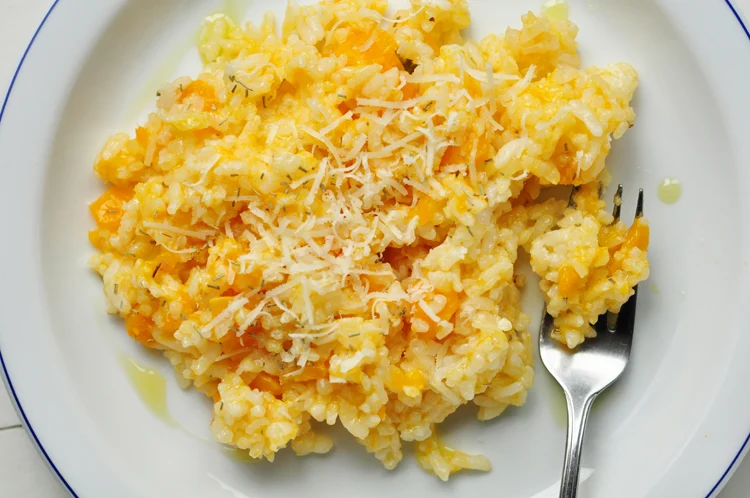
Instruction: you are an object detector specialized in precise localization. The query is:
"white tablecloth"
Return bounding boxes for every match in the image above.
[1,0,748,496]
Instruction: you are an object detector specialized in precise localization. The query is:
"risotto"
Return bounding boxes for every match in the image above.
[88,0,648,480]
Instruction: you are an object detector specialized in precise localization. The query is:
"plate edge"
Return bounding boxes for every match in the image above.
[0,2,77,496]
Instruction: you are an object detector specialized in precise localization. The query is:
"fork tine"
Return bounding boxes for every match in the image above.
[540,187,579,346]
[635,188,644,218]
[615,285,638,338]
[568,185,579,208]
[605,184,624,332]
[606,310,618,332]
[608,190,644,335]
[612,184,623,222]
[539,307,556,344]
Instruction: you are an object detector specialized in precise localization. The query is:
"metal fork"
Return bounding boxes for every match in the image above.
[539,185,643,498]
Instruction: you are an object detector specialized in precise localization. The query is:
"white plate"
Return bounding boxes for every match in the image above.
[1,0,749,496]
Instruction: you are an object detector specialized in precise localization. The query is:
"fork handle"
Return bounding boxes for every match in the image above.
[559,391,597,498]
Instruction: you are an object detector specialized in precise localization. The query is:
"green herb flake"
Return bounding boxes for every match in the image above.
[235,79,252,93]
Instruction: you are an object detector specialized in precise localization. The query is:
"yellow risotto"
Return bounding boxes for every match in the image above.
[88,0,648,480]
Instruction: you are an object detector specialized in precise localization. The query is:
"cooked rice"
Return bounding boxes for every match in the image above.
[88,0,647,480]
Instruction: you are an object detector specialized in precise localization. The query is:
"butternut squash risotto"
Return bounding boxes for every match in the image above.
[88,0,649,480]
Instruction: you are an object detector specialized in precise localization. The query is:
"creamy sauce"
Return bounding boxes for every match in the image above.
[223,446,258,464]
[123,36,197,126]
[657,177,682,204]
[221,0,247,24]
[542,0,569,21]
[120,355,175,425]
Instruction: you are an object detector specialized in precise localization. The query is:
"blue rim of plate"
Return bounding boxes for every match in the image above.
[0,1,749,497]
